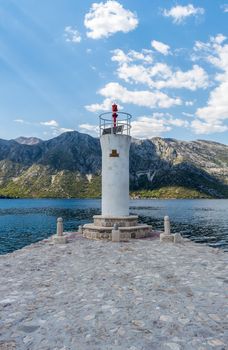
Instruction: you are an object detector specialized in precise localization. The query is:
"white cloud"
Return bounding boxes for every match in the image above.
[78,114,188,139]
[221,4,228,12]
[84,31,228,137]
[191,120,228,134]
[192,35,227,67]
[111,49,153,64]
[99,82,182,108]
[111,48,208,91]
[14,119,26,123]
[111,49,129,64]
[168,118,189,128]
[116,63,157,87]
[59,127,74,133]
[14,119,36,126]
[182,112,194,117]
[40,120,59,127]
[162,4,205,24]
[151,40,170,55]
[40,120,74,135]
[196,81,228,122]
[213,34,226,45]
[129,50,153,63]
[153,65,209,90]
[131,114,189,138]
[84,1,138,39]
[192,35,228,133]
[13,118,73,136]
[185,100,194,106]
[131,116,171,138]
[115,61,209,91]
[85,98,114,112]
[79,123,99,136]
[64,26,82,43]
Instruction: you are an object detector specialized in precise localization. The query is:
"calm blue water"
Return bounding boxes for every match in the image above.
[0,199,227,254]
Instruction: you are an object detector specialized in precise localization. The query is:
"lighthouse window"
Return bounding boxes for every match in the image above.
[110,149,119,157]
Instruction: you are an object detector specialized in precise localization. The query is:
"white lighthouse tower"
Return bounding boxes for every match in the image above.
[83,104,151,240]
[100,104,131,216]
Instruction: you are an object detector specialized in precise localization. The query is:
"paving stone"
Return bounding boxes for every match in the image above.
[0,341,16,350]
[0,238,227,349]
[207,339,226,346]
[18,325,40,333]
[165,343,181,350]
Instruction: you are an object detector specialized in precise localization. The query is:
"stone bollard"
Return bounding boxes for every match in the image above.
[160,216,183,243]
[78,225,83,234]
[160,215,174,242]
[174,232,182,244]
[164,216,171,235]
[53,217,67,244]
[112,223,120,242]
[57,217,63,236]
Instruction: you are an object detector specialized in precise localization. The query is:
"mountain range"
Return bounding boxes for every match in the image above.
[0,131,227,198]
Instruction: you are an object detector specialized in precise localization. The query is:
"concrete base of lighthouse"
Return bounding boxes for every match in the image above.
[83,215,152,241]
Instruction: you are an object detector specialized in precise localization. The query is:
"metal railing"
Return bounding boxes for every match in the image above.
[99,112,132,136]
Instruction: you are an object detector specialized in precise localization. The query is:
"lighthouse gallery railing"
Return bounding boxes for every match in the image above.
[99,112,132,137]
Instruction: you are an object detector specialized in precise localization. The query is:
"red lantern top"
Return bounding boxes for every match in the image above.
[112,104,118,127]
[112,103,118,112]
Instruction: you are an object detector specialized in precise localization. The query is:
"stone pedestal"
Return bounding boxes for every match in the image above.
[160,233,174,243]
[112,229,120,242]
[160,232,183,244]
[83,215,152,241]
[52,235,67,244]
[174,232,182,243]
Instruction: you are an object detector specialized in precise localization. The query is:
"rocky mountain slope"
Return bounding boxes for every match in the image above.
[14,137,42,145]
[0,131,227,198]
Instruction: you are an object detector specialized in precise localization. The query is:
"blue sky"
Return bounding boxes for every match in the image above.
[0,0,228,144]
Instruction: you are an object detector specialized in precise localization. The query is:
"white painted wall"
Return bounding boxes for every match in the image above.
[100,134,131,216]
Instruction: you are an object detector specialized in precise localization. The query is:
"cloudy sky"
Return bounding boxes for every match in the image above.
[0,0,228,143]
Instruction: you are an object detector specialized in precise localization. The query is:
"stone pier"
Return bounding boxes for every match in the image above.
[0,236,227,349]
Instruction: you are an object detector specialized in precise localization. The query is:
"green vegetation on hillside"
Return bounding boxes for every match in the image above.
[0,164,101,198]
[131,186,211,199]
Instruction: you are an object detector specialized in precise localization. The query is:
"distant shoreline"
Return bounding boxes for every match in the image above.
[0,196,227,200]
[1,184,226,199]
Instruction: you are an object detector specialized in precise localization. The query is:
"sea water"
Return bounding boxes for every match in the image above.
[0,199,227,254]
